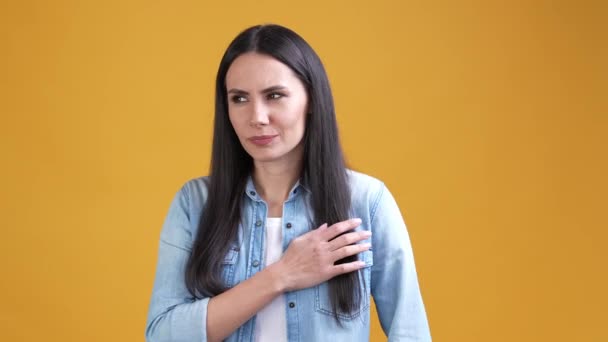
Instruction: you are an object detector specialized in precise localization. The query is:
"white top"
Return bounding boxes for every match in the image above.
[253,217,287,342]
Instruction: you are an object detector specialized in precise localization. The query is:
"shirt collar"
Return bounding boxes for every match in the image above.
[244,174,311,202]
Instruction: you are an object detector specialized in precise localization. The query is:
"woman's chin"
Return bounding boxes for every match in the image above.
[248,149,295,164]
[251,153,283,163]
[245,143,303,164]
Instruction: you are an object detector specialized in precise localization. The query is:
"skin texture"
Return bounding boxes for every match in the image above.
[206,53,371,342]
[226,52,308,165]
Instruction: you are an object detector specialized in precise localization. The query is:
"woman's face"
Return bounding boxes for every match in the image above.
[225,52,309,164]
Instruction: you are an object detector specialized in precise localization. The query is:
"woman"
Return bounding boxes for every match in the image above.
[145,24,431,342]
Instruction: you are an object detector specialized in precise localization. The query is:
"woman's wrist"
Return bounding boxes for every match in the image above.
[264,261,289,294]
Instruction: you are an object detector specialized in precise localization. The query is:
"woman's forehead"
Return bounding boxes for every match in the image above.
[225,52,301,91]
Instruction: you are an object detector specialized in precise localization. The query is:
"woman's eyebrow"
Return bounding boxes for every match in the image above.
[227,85,288,95]
[261,85,288,94]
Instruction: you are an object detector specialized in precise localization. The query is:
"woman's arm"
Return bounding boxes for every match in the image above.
[208,219,371,342]
[145,188,208,342]
[370,184,432,341]
[205,264,283,342]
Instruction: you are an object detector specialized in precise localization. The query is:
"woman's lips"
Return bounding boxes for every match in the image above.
[249,135,278,146]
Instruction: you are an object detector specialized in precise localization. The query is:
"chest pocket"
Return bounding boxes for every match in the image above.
[221,244,240,289]
[315,250,374,320]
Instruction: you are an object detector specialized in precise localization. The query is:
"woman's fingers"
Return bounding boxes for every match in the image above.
[319,218,362,241]
[278,220,371,291]
[327,230,371,251]
[331,243,371,263]
[331,259,368,277]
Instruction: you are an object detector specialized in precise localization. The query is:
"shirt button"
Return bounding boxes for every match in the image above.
[286,222,292,229]
[293,189,297,194]
[252,260,260,267]
[289,302,295,308]
[249,191,256,196]
[255,220,262,227]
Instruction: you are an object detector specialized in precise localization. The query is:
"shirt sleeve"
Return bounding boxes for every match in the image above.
[145,185,209,342]
[370,184,432,341]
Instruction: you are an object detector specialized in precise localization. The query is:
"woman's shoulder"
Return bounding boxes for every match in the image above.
[346,169,384,189]
[181,175,210,192]
[346,169,386,205]
[158,176,211,249]
[174,175,211,209]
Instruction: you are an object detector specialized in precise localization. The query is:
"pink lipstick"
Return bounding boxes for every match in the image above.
[249,135,278,146]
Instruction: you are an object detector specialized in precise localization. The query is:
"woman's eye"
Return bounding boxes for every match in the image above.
[268,93,283,100]
[231,95,247,103]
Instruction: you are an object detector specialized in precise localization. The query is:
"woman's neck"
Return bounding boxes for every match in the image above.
[252,155,302,209]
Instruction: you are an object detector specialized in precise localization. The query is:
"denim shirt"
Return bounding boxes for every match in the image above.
[145,170,431,342]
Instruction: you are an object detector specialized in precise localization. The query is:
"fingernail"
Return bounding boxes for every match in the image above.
[362,243,372,248]
[353,218,362,224]
[363,230,372,237]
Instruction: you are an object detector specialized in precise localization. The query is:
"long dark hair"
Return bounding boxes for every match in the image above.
[185,24,360,323]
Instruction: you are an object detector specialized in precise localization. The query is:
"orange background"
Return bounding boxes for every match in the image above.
[1,1,606,341]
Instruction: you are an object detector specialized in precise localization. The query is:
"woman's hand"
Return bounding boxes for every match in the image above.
[270,218,372,292]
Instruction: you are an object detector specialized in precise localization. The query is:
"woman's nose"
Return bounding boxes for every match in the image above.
[249,101,270,126]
